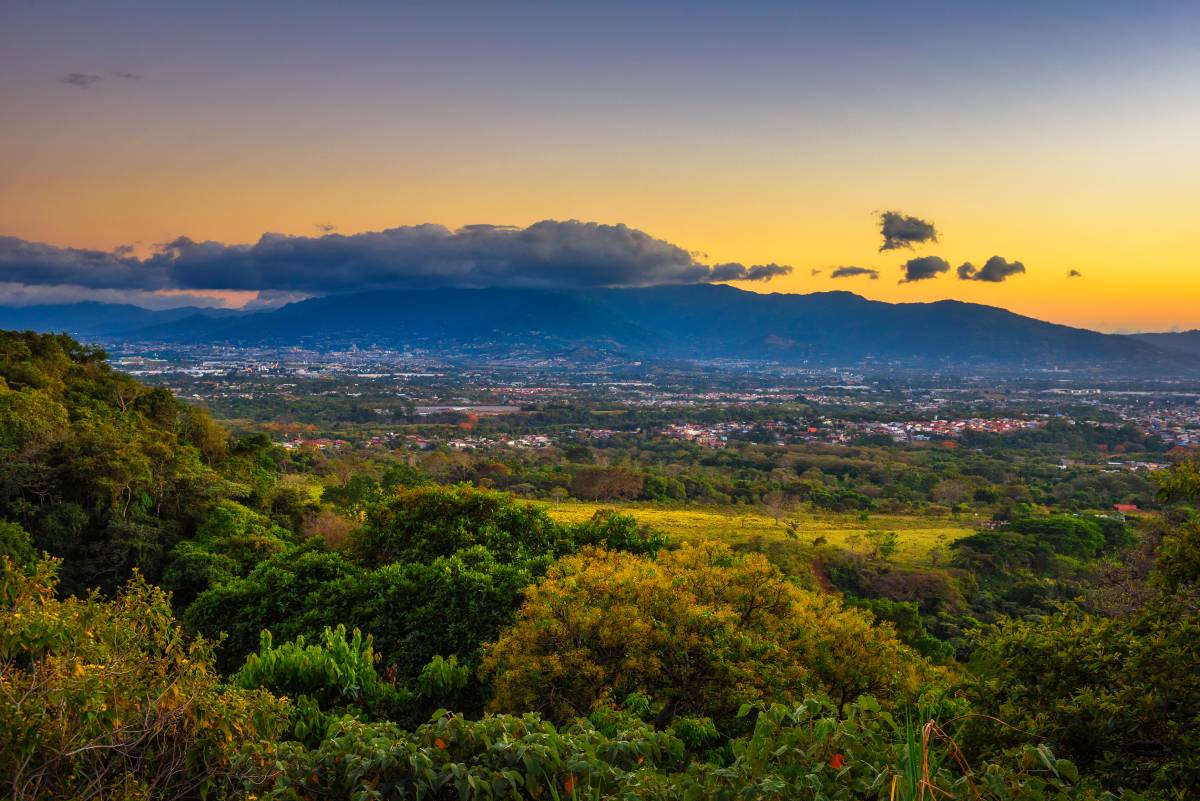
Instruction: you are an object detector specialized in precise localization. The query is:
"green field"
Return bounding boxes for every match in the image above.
[543,501,977,565]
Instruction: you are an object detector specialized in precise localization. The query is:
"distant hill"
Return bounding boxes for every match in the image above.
[0,302,237,339]
[1129,330,1200,359]
[1,285,1193,374]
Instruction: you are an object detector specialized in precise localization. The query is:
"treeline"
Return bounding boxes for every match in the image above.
[292,434,1156,515]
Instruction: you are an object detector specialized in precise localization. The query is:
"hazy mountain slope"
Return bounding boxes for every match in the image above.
[1129,330,1200,359]
[0,303,237,339]
[0,285,1189,373]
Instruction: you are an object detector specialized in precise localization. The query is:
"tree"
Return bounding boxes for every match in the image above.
[1155,457,1200,591]
[569,466,644,501]
[352,484,571,567]
[865,530,899,561]
[161,500,294,605]
[931,478,973,506]
[569,509,669,555]
[762,489,787,523]
[482,542,928,731]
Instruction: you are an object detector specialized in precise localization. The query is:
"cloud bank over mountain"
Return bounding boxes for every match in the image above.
[0,221,793,304]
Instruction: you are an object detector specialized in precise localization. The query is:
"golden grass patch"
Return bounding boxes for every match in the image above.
[543,501,975,565]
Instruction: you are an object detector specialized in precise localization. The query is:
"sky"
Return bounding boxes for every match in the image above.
[1,1,1198,331]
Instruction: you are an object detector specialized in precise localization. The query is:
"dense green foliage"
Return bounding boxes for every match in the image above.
[2,332,1198,799]
[0,332,236,595]
[266,697,1086,801]
[966,600,1200,796]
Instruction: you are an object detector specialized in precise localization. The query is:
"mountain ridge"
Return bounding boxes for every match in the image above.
[1,285,1194,374]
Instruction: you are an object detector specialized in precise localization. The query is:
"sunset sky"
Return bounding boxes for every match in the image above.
[2,1,1198,331]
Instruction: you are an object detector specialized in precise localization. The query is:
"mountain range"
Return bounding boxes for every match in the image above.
[1,284,1196,375]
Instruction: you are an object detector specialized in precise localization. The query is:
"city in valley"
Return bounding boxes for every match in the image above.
[109,342,1200,461]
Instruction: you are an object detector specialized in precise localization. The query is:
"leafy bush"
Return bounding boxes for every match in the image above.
[0,519,36,570]
[265,697,1086,801]
[232,625,412,746]
[847,596,956,664]
[0,556,286,801]
[266,709,684,801]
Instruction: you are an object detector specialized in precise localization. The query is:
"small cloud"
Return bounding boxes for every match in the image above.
[315,223,338,233]
[810,268,823,277]
[958,255,1026,282]
[110,71,142,80]
[900,255,951,283]
[878,210,938,252]
[711,262,793,282]
[830,266,879,280]
[745,263,791,281]
[58,73,102,88]
[1068,269,1083,278]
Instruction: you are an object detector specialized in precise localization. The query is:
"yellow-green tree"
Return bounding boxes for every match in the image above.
[482,542,929,731]
[0,557,286,801]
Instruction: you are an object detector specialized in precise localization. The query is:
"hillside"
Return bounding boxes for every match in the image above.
[1130,329,1200,358]
[0,302,236,338]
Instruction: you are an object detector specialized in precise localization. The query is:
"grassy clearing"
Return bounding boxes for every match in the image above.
[543,501,977,565]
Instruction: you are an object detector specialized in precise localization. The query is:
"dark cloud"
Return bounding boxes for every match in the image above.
[710,262,792,282]
[58,73,102,88]
[0,220,793,297]
[110,71,142,80]
[899,255,951,283]
[957,255,1026,282]
[0,236,159,290]
[810,268,823,277]
[878,211,938,252]
[829,266,879,280]
[315,223,338,233]
[1068,269,1083,278]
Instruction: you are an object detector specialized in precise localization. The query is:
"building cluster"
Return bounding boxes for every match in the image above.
[661,422,755,448]
[281,437,351,451]
[413,433,555,451]
[1137,408,1200,446]
[854,417,1046,442]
